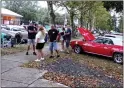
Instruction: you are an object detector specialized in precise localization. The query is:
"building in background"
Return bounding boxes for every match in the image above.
[1,8,23,25]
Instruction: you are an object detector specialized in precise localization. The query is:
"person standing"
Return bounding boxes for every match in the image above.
[48,26,60,58]
[65,25,72,54]
[60,27,66,51]
[26,23,37,55]
[35,26,46,62]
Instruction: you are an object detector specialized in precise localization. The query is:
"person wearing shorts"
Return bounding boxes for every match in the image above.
[35,26,46,62]
[48,26,60,58]
[26,23,37,55]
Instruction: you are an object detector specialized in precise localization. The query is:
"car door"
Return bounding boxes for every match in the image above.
[86,37,104,54]
[102,38,114,56]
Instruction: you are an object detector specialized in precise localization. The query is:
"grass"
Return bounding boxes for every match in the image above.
[1,44,27,56]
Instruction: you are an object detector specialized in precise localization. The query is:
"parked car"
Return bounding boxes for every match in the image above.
[1,25,28,40]
[111,33,123,36]
[70,27,123,64]
[104,34,122,39]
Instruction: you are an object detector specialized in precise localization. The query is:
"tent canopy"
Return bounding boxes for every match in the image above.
[1,8,23,17]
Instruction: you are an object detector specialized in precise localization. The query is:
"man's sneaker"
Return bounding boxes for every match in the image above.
[35,59,40,62]
[57,55,60,58]
[40,58,44,60]
[33,52,37,55]
[26,52,28,55]
[49,56,54,58]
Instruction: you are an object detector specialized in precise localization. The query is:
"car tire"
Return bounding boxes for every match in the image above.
[74,45,82,54]
[113,53,123,64]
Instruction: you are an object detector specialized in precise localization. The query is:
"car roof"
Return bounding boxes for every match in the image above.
[98,36,122,46]
[98,36,122,40]
[104,34,122,39]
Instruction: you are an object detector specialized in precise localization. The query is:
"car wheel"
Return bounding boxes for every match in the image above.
[113,53,123,64]
[74,45,82,54]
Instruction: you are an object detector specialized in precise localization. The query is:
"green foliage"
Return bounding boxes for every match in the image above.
[103,1,123,12]
[94,4,112,30]
[2,1,39,21]
[2,1,119,31]
[36,8,49,25]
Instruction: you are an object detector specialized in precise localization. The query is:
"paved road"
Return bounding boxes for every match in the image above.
[1,44,68,87]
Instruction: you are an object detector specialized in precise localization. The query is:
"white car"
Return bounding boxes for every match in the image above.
[104,34,122,39]
[1,25,28,40]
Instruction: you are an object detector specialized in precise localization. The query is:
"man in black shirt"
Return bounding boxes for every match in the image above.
[48,26,60,58]
[26,23,37,55]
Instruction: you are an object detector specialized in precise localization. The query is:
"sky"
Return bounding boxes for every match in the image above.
[38,1,67,14]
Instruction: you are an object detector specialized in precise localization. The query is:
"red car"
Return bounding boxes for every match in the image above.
[70,27,123,64]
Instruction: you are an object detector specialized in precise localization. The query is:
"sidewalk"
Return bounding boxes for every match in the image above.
[1,44,69,87]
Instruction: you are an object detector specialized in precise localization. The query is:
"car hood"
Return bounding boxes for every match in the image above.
[77,27,95,41]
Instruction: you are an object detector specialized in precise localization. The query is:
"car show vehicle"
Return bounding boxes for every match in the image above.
[70,27,123,64]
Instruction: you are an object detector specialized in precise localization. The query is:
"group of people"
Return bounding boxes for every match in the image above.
[26,23,72,62]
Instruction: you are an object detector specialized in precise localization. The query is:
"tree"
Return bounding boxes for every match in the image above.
[36,8,49,25]
[54,1,115,32]
[47,1,56,26]
[103,1,123,12]
[77,1,96,28]
[55,1,79,37]
[2,1,39,22]
[94,5,112,30]
[118,14,123,32]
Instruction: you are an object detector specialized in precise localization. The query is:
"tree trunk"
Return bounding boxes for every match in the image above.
[47,1,56,26]
[91,15,95,31]
[80,11,83,27]
[88,10,92,31]
[70,11,75,37]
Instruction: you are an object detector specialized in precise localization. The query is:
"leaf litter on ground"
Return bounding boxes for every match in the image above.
[21,48,123,87]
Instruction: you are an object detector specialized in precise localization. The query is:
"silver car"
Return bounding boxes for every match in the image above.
[1,25,28,40]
